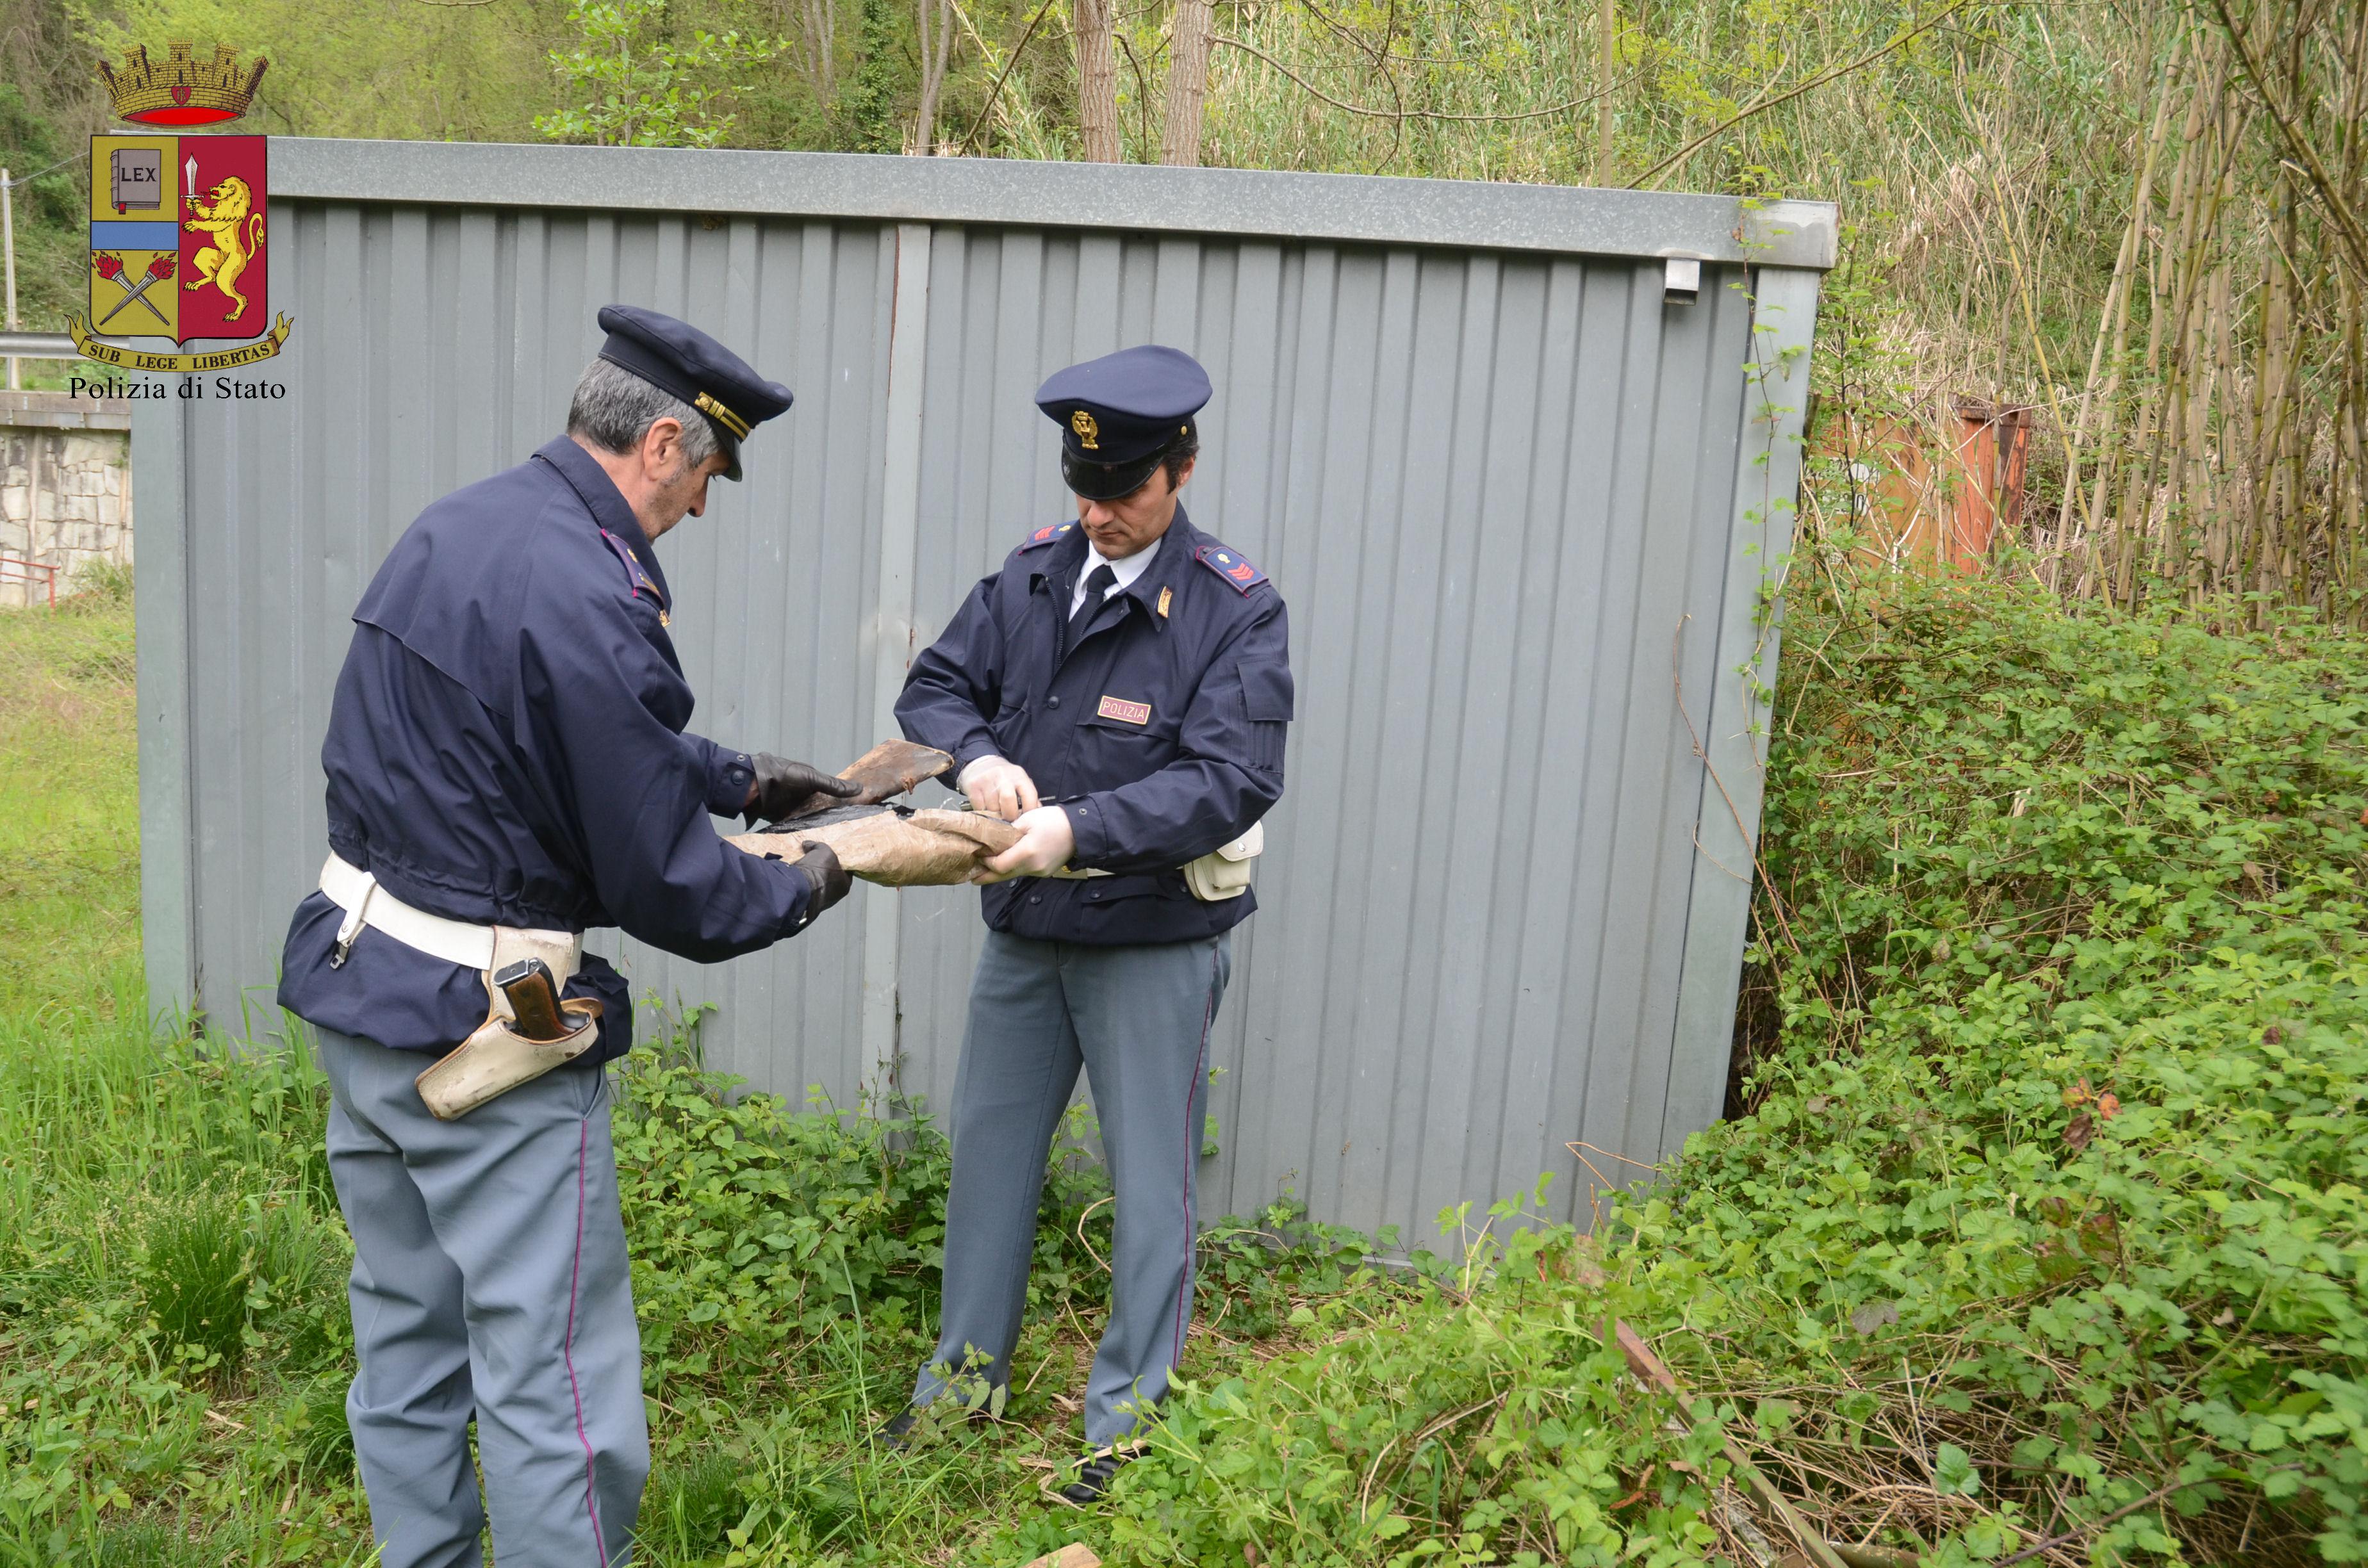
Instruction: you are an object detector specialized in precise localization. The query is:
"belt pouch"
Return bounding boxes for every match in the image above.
[1181,821,1264,902]
[415,928,603,1120]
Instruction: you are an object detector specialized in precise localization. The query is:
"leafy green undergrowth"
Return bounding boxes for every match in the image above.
[0,1001,1402,1567]
[1096,580,2367,1566]
[611,1035,1398,1565]
[0,594,1408,1565]
[7,577,2364,1566]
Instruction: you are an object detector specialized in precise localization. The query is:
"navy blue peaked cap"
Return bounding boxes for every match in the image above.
[596,304,793,481]
[1036,345,1212,500]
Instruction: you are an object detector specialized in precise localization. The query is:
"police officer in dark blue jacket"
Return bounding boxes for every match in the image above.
[890,345,1293,1504]
[277,306,857,1568]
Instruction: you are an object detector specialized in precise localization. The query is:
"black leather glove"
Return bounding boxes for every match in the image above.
[746,754,862,824]
[796,840,852,916]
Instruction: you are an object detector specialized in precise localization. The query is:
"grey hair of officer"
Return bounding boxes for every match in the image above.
[565,356,721,471]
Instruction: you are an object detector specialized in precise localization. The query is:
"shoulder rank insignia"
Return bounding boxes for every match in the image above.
[1195,543,1268,594]
[1019,520,1079,553]
[598,528,668,615]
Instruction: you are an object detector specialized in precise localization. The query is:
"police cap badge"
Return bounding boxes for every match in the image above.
[1035,344,1212,500]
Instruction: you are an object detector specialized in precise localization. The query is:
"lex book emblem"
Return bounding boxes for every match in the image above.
[71,44,292,373]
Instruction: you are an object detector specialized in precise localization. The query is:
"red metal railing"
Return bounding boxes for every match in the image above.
[0,556,59,609]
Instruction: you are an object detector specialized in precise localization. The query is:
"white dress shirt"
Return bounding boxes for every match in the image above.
[1069,540,1157,617]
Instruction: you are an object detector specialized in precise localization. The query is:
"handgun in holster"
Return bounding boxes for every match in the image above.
[414,951,604,1120]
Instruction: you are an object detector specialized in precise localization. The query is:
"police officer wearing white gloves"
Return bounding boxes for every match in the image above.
[887,345,1294,1505]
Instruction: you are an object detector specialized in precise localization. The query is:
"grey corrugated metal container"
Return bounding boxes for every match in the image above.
[135,140,1832,1244]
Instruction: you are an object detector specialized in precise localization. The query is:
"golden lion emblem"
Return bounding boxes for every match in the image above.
[183,175,265,323]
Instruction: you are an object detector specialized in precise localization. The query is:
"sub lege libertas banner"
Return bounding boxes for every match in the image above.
[75,133,289,371]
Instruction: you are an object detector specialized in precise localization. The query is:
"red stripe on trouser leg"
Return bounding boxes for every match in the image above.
[565,1118,609,1567]
[1174,946,1218,1366]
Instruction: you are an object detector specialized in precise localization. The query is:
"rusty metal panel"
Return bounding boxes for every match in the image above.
[138,141,1826,1245]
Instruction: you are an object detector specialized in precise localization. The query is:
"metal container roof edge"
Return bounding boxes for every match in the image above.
[267,138,1838,270]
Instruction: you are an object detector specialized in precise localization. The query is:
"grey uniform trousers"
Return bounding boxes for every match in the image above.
[913,929,1230,1446]
[318,1024,648,1568]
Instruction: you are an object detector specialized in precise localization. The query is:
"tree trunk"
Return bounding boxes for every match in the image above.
[912,0,954,152]
[1162,0,1213,166]
[1075,0,1121,161]
[784,0,837,107]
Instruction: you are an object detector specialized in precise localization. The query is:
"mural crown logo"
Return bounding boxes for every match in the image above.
[98,43,268,126]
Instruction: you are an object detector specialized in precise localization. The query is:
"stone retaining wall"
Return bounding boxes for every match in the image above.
[1,390,135,608]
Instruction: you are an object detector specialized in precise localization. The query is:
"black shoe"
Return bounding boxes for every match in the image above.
[873,1403,994,1451]
[1048,1444,1137,1508]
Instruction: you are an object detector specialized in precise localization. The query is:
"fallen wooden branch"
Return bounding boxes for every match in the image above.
[1610,1320,1917,1568]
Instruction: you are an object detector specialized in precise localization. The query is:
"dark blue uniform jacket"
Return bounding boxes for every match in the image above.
[895,508,1291,945]
[277,437,816,1065]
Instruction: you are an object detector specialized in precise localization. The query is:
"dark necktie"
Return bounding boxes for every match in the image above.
[1072,562,1117,628]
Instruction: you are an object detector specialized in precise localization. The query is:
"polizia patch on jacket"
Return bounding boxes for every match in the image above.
[1096,696,1152,726]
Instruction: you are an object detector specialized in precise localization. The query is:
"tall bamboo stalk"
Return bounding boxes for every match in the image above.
[2053,49,2182,588]
[1977,1,2365,617]
[1596,0,1617,183]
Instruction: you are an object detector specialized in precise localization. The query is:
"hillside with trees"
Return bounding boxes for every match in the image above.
[6,0,2364,613]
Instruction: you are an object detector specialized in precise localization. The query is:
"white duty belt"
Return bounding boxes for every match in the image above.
[1040,821,1263,902]
[319,854,584,977]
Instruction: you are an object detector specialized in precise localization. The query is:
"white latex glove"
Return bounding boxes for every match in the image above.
[974,804,1078,883]
[957,755,1041,822]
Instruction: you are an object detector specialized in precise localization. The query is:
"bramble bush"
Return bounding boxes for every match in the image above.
[1655,580,2368,1562]
[1099,577,2367,1567]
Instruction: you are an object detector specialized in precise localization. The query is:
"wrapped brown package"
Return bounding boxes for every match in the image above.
[728,806,1022,886]
[730,739,1024,886]
[789,739,959,815]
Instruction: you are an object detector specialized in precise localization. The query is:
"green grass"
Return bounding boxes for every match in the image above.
[0,584,368,1565]
[0,587,1418,1567]
[0,570,140,1018]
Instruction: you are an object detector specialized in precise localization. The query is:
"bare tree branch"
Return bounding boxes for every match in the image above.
[958,0,1060,153]
[1596,0,1618,183]
[912,0,955,152]
[1629,0,1975,190]
[1213,31,1629,122]
[778,0,837,104]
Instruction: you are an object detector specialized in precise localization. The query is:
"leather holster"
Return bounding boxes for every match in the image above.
[415,927,604,1121]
